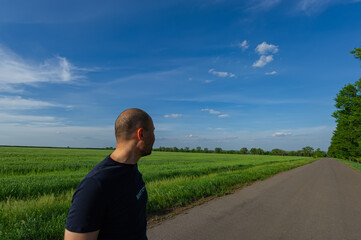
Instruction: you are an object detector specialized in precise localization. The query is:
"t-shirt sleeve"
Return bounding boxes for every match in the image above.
[65,178,106,233]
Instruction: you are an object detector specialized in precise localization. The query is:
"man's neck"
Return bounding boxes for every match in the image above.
[110,144,141,165]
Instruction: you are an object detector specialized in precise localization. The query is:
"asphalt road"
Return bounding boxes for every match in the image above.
[147,158,361,240]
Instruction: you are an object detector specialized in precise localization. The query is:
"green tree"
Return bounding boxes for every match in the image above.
[287,151,297,156]
[256,148,265,155]
[328,47,361,160]
[239,147,248,154]
[250,148,257,154]
[214,147,222,153]
[271,148,287,156]
[350,46,361,61]
[313,148,327,158]
[302,146,314,157]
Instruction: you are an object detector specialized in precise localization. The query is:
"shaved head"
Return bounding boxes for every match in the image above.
[115,108,152,141]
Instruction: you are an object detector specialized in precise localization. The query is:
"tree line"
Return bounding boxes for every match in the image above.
[328,46,361,162]
[153,146,327,158]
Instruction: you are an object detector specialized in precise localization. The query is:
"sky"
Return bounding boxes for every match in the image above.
[1,0,361,151]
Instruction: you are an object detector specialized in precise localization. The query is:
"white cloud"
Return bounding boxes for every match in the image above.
[201,109,230,118]
[239,40,249,50]
[201,108,220,114]
[247,0,282,11]
[255,42,279,55]
[0,124,114,148]
[0,113,57,123]
[208,69,236,78]
[272,132,292,137]
[0,96,70,110]
[204,80,214,83]
[296,0,344,14]
[252,55,274,67]
[265,71,277,75]
[185,134,193,138]
[164,114,183,118]
[0,45,87,92]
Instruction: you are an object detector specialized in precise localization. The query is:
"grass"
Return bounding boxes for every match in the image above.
[336,159,361,173]
[0,146,316,240]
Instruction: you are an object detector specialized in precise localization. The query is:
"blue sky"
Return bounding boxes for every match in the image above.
[1,0,361,151]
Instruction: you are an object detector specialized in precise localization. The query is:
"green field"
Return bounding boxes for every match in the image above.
[0,146,316,240]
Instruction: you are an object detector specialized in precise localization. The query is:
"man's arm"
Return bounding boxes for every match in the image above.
[64,229,100,240]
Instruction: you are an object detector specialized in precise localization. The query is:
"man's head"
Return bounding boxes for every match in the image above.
[115,108,155,156]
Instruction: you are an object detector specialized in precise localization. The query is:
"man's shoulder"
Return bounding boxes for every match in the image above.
[86,155,134,181]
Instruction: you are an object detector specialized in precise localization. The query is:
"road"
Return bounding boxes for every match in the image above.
[147,158,361,240]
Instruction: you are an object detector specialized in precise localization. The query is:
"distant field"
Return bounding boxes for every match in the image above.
[0,146,316,240]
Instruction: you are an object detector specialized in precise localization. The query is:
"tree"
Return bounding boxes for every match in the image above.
[271,148,287,156]
[287,151,298,156]
[250,148,257,154]
[313,148,327,158]
[350,46,361,62]
[302,146,314,157]
[239,147,248,154]
[328,47,361,160]
[214,147,222,153]
[255,148,265,155]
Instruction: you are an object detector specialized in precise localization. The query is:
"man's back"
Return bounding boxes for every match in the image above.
[65,155,148,240]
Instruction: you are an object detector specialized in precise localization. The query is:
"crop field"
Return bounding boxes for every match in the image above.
[0,146,316,240]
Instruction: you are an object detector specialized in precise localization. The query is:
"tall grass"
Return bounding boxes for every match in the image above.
[336,159,361,173]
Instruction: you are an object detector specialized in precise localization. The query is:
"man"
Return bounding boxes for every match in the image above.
[64,108,155,240]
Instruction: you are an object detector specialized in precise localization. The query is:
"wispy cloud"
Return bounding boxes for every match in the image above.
[247,0,281,12]
[295,0,361,15]
[0,96,71,110]
[201,108,220,114]
[272,132,292,137]
[0,113,56,122]
[265,71,277,75]
[239,40,249,51]
[208,68,236,78]
[164,113,183,118]
[0,113,64,126]
[297,0,333,14]
[204,80,214,83]
[0,124,114,148]
[253,55,274,67]
[0,45,87,93]
[201,108,230,118]
[255,42,279,55]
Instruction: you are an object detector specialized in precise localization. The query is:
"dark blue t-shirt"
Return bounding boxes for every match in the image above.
[65,155,148,240]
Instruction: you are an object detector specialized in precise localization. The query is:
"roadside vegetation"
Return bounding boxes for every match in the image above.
[337,159,361,173]
[328,46,361,162]
[0,146,317,240]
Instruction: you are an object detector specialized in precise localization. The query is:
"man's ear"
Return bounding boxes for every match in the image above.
[136,128,144,140]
